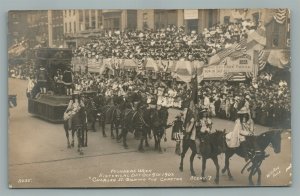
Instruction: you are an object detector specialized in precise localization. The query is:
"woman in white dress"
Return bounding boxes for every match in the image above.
[226,105,254,148]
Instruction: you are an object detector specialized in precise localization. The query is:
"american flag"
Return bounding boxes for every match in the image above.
[209,38,247,65]
[274,9,289,24]
[223,72,246,81]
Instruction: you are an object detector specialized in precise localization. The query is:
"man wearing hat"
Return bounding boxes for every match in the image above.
[36,66,48,94]
[63,66,73,96]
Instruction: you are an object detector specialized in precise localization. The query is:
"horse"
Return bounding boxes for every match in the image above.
[63,107,88,155]
[84,97,98,131]
[118,108,149,151]
[221,130,282,186]
[144,107,169,152]
[100,105,123,139]
[179,129,226,184]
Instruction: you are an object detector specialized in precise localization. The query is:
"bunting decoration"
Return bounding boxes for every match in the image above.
[273,8,288,24]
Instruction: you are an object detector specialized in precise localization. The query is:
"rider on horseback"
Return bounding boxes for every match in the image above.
[226,97,254,158]
[64,91,85,129]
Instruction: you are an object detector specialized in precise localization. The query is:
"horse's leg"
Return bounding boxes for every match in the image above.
[257,168,262,186]
[145,134,149,147]
[138,129,146,152]
[122,128,128,149]
[153,131,158,150]
[84,125,88,147]
[158,132,162,153]
[64,123,71,148]
[190,141,197,176]
[248,167,255,186]
[212,156,220,185]
[111,122,115,139]
[71,128,75,148]
[222,150,234,180]
[102,116,107,137]
[201,158,207,182]
[115,122,119,140]
[92,118,96,132]
[76,127,84,155]
[179,140,189,172]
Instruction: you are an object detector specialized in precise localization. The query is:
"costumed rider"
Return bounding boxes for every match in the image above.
[63,66,73,96]
[37,66,48,94]
[195,107,214,159]
[226,98,254,157]
[171,113,184,155]
[54,69,64,95]
[63,91,85,130]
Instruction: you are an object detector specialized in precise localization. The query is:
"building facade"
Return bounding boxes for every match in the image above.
[8,11,29,47]
[137,9,219,33]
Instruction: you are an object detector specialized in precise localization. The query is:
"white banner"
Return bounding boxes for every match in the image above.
[203,65,224,78]
[184,10,199,20]
[224,54,253,73]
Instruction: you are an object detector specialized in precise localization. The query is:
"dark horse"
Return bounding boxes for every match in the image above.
[118,108,149,151]
[63,107,88,155]
[84,97,98,131]
[144,107,169,152]
[221,130,282,185]
[179,129,226,184]
[100,105,123,139]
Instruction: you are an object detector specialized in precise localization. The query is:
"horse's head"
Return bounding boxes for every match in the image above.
[270,130,282,154]
[215,129,227,153]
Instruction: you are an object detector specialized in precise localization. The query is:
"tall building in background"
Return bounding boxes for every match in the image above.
[8,11,29,47]
[8,10,64,48]
[63,9,138,48]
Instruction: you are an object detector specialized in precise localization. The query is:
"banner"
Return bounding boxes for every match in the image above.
[203,65,224,78]
[146,58,159,71]
[184,10,198,20]
[224,54,253,73]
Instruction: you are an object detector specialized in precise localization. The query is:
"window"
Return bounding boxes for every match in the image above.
[97,10,102,29]
[224,16,230,24]
[69,22,72,33]
[91,10,96,29]
[74,21,76,33]
[85,10,90,30]
[65,23,67,33]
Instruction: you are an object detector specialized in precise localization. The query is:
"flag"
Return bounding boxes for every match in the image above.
[247,26,267,50]
[274,9,288,24]
[224,73,246,81]
[208,38,247,65]
[190,74,198,105]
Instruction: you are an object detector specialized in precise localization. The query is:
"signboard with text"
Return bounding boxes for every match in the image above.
[184,9,199,20]
[224,54,253,73]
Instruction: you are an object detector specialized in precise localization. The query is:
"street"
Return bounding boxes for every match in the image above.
[8,78,292,188]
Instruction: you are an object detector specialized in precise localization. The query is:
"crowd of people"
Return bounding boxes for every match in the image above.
[73,20,257,62]
[54,68,290,129]
[9,18,290,130]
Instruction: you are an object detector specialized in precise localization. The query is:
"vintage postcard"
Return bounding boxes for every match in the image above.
[8,9,291,188]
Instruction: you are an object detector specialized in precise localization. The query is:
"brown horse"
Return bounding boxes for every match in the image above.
[179,129,226,184]
[64,107,88,155]
[221,130,282,185]
[100,105,123,139]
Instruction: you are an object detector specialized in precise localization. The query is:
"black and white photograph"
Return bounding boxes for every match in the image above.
[8,9,291,188]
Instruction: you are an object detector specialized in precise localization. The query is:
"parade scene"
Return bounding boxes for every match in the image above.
[8,9,291,188]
